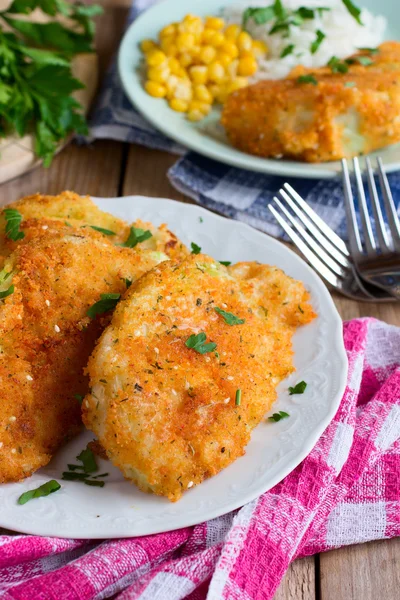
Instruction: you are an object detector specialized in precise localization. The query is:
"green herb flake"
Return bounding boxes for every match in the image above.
[185,332,217,355]
[199,216,203,223]
[124,278,132,289]
[310,29,325,54]
[354,55,373,66]
[87,293,121,319]
[122,226,152,248]
[74,394,84,404]
[62,471,89,481]
[67,464,85,471]
[89,225,116,236]
[357,47,378,54]
[288,380,307,395]
[219,260,231,267]
[344,81,356,88]
[0,285,14,300]
[215,307,245,326]
[342,0,362,25]
[297,75,318,85]
[76,448,97,473]
[191,242,201,255]
[268,411,290,422]
[328,56,349,74]
[242,6,275,29]
[280,44,295,58]
[84,480,105,487]
[235,389,242,406]
[18,480,61,505]
[4,209,25,241]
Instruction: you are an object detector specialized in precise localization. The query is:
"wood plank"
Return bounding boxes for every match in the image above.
[274,557,316,600]
[320,538,400,600]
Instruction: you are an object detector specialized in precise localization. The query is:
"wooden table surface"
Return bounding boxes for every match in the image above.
[0,1,399,598]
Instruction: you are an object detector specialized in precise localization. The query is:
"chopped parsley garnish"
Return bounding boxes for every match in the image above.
[18,480,60,505]
[64,221,72,227]
[344,81,356,87]
[348,55,373,66]
[219,261,231,267]
[297,75,318,85]
[76,448,97,473]
[235,389,242,406]
[288,380,307,395]
[0,285,14,299]
[215,307,245,326]
[74,394,84,404]
[124,278,132,288]
[191,242,201,254]
[199,216,203,223]
[84,480,105,487]
[122,226,152,248]
[62,471,89,481]
[67,464,85,471]
[89,225,116,236]
[297,6,315,19]
[4,209,24,241]
[185,332,216,354]
[310,29,325,54]
[357,47,378,54]
[268,411,289,422]
[328,56,349,73]
[342,0,362,25]
[242,6,276,29]
[87,293,121,319]
[280,44,295,58]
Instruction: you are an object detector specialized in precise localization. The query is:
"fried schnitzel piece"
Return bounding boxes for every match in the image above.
[0,224,169,483]
[0,191,189,265]
[83,255,315,501]
[222,42,400,162]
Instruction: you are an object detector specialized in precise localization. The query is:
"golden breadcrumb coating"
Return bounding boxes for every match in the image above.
[222,42,400,162]
[83,255,315,501]
[0,224,169,483]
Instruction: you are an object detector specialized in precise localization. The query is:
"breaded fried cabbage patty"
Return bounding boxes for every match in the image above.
[0,224,169,483]
[83,255,316,501]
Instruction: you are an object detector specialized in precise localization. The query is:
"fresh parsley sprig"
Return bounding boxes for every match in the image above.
[122,226,152,248]
[0,1,102,166]
[185,332,216,355]
[18,479,61,504]
[87,293,121,319]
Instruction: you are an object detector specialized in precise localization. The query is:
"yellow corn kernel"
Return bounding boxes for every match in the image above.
[217,52,232,68]
[208,61,225,82]
[221,40,239,59]
[252,39,268,58]
[209,31,225,47]
[199,45,217,64]
[214,85,228,104]
[173,79,193,101]
[194,84,213,103]
[176,32,196,51]
[189,99,211,113]
[237,56,258,76]
[169,98,189,112]
[178,18,202,35]
[141,39,157,53]
[205,16,225,30]
[227,59,239,78]
[168,57,181,75]
[226,76,248,94]
[202,28,216,44]
[159,24,176,39]
[148,65,170,83]
[160,36,177,54]
[187,109,204,122]
[176,66,190,79]
[179,52,193,68]
[166,74,179,98]
[146,50,167,67]
[189,65,208,84]
[237,31,252,53]
[224,24,241,40]
[145,80,167,98]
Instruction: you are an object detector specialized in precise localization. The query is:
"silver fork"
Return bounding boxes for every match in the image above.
[342,157,400,299]
[268,183,393,302]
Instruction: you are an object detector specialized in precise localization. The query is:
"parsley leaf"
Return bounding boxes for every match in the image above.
[87,293,121,319]
[349,55,373,66]
[242,6,275,29]
[328,56,349,73]
[215,307,245,325]
[310,30,325,54]
[18,479,61,505]
[84,480,105,487]
[185,332,216,354]
[344,81,356,88]
[235,389,242,406]
[122,226,152,248]
[280,44,295,58]
[219,260,231,266]
[76,448,97,473]
[297,75,318,85]
[341,0,362,25]
[0,285,14,299]
[89,225,116,236]
[288,381,307,395]
[357,47,378,54]
[4,208,25,241]
[191,242,201,254]
[268,411,289,422]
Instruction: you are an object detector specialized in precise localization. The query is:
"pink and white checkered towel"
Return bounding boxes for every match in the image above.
[1,317,399,600]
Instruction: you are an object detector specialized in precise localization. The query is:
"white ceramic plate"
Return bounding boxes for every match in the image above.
[0,197,347,538]
[118,0,400,179]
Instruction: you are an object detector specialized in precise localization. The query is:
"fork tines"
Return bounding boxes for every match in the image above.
[268,183,352,289]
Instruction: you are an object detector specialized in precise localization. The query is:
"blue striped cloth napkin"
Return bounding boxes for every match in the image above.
[88,0,400,240]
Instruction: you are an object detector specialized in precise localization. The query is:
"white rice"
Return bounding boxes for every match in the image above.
[223,0,387,80]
